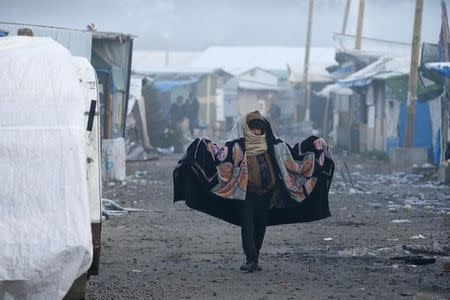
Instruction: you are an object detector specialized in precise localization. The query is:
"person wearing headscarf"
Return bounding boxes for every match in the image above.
[173,111,334,273]
[239,112,277,271]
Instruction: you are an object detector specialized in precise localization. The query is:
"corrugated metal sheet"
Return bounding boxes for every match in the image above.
[0,22,92,60]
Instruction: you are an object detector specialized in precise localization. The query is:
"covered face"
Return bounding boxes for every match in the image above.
[246,111,266,136]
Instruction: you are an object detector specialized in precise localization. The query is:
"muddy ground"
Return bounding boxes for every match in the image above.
[86,151,450,300]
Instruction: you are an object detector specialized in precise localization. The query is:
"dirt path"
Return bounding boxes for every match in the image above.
[87,153,450,299]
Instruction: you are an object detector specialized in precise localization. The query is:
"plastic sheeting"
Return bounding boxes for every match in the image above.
[424,62,450,78]
[102,138,126,181]
[398,101,434,160]
[0,37,92,299]
[91,36,133,138]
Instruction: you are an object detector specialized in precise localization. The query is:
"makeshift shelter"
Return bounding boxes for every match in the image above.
[91,31,133,139]
[151,78,204,149]
[422,61,450,163]
[124,76,154,160]
[283,48,336,130]
[318,50,442,161]
[0,22,135,180]
[191,46,335,129]
[190,46,335,76]
[132,55,232,140]
[235,67,279,115]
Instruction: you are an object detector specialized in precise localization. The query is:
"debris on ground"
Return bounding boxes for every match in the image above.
[402,244,448,256]
[390,256,436,265]
[410,234,427,240]
[391,219,412,223]
[102,199,152,219]
[156,146,175,155]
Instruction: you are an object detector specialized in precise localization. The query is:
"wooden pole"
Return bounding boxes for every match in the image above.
[355,0,365,50]
[342,0,352,34]
[206,75,212,129]
[303,0,314,122]
[442,0,450,162]
[406,0,424,147]
[322,95,330,138]
[443,91,449,162]
[105,76,113,139]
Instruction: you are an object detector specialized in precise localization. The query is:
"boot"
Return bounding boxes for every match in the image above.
[255,257,262,271]
[240,261,257,273]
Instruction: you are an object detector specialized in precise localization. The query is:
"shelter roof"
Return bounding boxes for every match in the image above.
[190,46,336,78]
[337,56,410,87]
[132,50,200,73]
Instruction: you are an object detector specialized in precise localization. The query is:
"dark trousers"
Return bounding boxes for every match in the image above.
[188,118,198,136]
[240,191,271,263]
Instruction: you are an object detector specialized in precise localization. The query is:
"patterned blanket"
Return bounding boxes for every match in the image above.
[174,130,334,226]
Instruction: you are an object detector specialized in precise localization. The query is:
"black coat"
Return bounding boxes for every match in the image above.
[173,121,334,226]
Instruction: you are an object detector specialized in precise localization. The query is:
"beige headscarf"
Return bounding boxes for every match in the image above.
[243,111,267,156]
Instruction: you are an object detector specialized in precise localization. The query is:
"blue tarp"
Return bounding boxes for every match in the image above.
[330,64,353,80]
[398,100,434,161]
[338,78,372,88]
[153,79,198,92]
[424,63,450,78]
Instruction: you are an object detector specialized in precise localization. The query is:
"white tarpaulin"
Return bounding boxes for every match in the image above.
[102,138,126,181]
[0,36,92,299]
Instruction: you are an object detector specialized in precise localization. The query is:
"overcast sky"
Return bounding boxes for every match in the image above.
[0,0,443,50]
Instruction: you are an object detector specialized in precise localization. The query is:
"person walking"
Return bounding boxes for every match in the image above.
[239,112,278,272]
[185,93,200,136]
[169,96,185,124]
[168,96,186,153]
[173,111,334,273]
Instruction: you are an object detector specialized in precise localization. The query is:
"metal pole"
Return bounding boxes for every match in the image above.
[406,0,424,147]
[355,0,365,50]
[342,0,352,34]
[303,0,314,122]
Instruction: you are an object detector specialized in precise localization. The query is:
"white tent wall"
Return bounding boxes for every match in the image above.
[0,36,92,299]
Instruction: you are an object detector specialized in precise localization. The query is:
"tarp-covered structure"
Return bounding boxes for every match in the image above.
[317,39,443,161]
[131,54,233,146]
[0,23,135,141]
[421,61,450,163]
[91,31,134,139]
[142,77,200,150]
[424,62,450,78]
[0,36,92,299]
